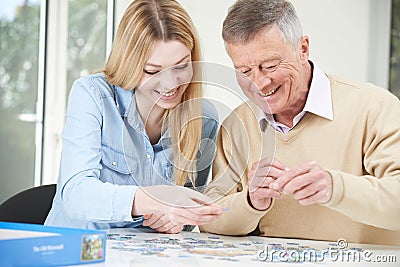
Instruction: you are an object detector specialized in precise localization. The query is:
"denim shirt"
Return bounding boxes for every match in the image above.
[45,73,219,229]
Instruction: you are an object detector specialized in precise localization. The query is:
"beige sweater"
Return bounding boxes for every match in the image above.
[200,75,400,246]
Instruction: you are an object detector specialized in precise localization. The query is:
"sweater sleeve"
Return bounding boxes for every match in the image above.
[200,105,271,235]
[324,91,400,231]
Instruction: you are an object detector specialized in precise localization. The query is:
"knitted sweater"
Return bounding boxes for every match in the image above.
[200,74,400,246]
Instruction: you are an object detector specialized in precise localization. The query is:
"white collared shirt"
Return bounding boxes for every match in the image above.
[259,61,333,133]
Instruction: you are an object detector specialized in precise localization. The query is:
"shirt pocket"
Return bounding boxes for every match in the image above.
[162,162,174,182]
[101,145,138,185]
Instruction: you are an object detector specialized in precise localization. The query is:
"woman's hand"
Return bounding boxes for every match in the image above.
[143,213,184,234]
[132,185,223,232]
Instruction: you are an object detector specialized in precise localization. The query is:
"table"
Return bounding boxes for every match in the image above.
[79,228,399,267]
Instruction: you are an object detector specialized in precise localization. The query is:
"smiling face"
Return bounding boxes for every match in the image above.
[135,40,193,121]
[226,25,312,124]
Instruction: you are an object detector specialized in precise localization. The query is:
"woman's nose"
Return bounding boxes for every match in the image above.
[158,69,179,91]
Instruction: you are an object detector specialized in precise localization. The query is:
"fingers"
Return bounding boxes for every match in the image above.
[290,179,330,205]
[136,185,224,229]
[174,205,223,225]
[291,179,320,200]
[250,186,282,200]
[189,197,224,215]
[294,179,332,205]
[248,157,288,192]
[270,163,310,192]
[251,166,286,184]
[164,224,184,234]
[143,214,152,220]
[143,213,184,234]
[143,213,166,229]
[247,157,288,211]
[249,176,276,193]
[281,172,314,195]
[248,159,333,208]
[249,158,287,183]
[297,190,331,206]
[269,161,333,205]
[251,157,287,172]
[139,185,224,227]
[248,178,281,210]
[145,202,223,227]
[191,202,224,216]
[135,185,219,212]
[184,189,215,206]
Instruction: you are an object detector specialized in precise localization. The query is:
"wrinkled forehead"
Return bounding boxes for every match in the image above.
[225,26,291,68]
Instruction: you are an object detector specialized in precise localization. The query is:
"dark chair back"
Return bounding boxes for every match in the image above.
[0,184,56,224]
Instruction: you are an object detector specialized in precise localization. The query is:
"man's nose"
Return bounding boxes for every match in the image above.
[251,69,272,90]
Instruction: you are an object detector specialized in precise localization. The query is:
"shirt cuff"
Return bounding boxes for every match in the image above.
[112,185,139,222]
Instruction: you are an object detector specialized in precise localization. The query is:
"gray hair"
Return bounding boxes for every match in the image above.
[222,0,303,47]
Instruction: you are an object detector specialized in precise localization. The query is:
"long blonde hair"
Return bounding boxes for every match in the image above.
[103,0,202,186]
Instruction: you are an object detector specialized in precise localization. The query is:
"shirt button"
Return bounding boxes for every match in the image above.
[112,161,117,166]
[146,154,151,159]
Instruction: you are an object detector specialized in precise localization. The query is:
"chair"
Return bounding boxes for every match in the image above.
[0,184,56,224]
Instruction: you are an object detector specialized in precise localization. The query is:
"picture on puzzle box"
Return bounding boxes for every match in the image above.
[81,234,105,261]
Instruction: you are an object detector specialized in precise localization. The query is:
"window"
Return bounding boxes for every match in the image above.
[67,0,109,96]
[390,0,400,97]
[0,0,113,203]
[41,0,112,186]
[0,0,43,203]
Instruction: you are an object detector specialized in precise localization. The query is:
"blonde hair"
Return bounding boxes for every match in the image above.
[103,0,202,187]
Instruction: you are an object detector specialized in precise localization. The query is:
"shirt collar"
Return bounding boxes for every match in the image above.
[259,61,333,131]
[303,62,333,120]
[114,85,134,117]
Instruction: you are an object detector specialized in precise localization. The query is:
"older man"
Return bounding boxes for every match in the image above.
[200,0,400,245]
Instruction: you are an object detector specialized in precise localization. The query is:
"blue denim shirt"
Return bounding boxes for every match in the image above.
[45,73,219,229]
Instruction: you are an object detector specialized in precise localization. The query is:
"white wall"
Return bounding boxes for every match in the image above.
[115,0,392,119]
[180,0,391,86]
[291,0,391,88]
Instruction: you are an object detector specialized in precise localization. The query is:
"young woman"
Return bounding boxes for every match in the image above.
[45,0,222,234]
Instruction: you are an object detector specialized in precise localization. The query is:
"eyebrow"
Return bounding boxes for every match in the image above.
[233,64,248,69]
[145,54,191,68]
[234,56,281,69]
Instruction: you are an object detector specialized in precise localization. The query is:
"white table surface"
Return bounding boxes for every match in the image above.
[76,228,399,267]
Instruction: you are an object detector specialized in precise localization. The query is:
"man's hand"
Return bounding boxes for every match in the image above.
[247,157,287,210]
[270,160,333,205]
